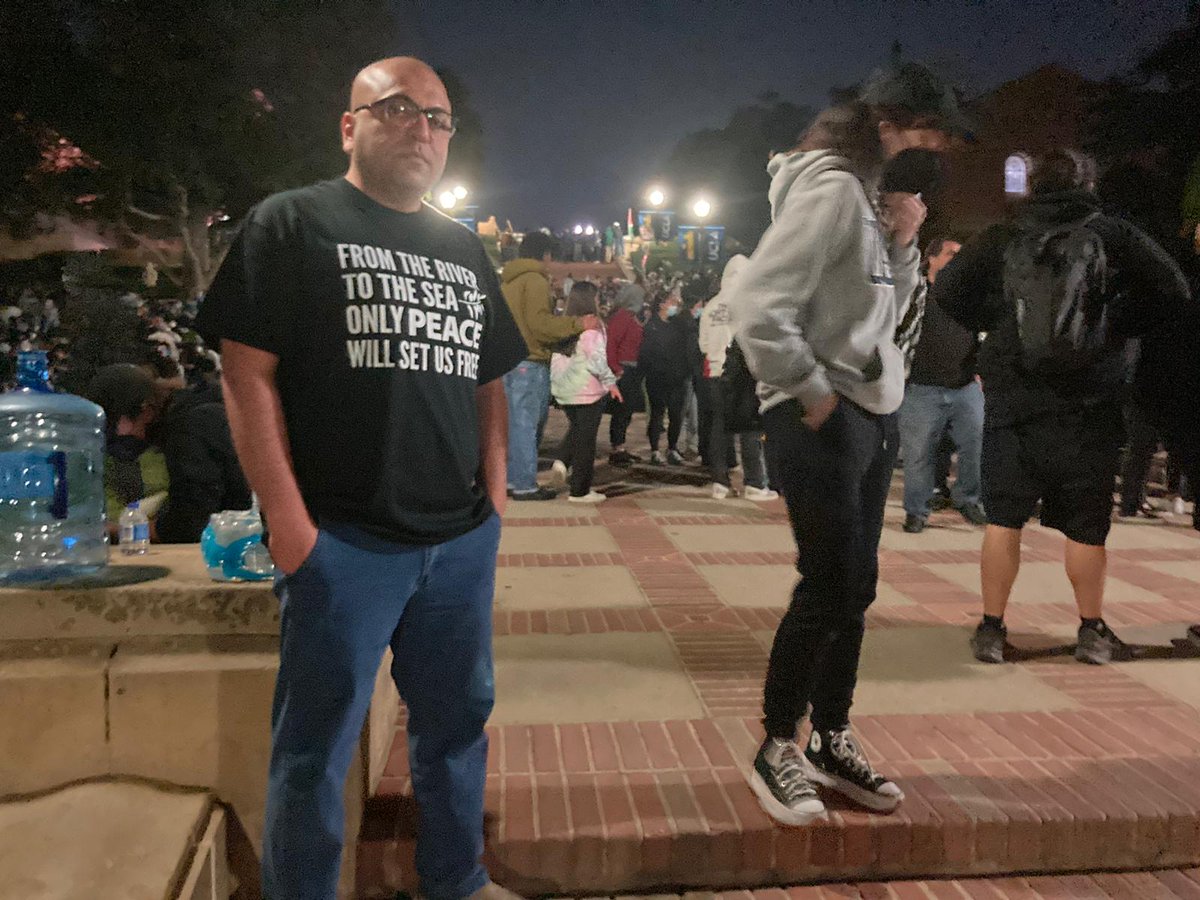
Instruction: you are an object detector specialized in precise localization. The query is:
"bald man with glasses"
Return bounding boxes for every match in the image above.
[198,58,527,900]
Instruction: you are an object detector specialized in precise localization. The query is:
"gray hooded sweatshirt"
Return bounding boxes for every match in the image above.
[729,150,919,416]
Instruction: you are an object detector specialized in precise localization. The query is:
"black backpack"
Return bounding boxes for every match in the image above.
[1002,214,1113,378]
[719,337,761,433]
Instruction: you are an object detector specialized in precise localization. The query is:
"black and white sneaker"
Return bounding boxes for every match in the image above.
[748,738,827,826]
[805,728,904,813]
[1075,620,1133,664]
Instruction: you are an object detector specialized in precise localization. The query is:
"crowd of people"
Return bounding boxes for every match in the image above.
[5,52,1200,900]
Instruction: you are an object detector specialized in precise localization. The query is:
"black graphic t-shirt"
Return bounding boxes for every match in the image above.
[197,178,527,545]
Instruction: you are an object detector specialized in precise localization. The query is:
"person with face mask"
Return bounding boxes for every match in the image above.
[729,62,970,825]
[639,288,692,465]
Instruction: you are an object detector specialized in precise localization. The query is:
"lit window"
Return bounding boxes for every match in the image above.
[1004,154,1029,196]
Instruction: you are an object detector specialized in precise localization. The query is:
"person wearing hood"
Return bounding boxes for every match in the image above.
[500,231,599,501]
[932,149,1192,667]
[729,62,969,826]
[86,362,251,543]
[606,276,646,466]
[700,255,778,501]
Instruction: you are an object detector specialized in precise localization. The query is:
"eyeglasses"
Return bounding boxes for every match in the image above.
[351,93,458,135]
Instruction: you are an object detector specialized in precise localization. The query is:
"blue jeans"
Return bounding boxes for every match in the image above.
[263,515,501,900]
[898,380,984,518]
[503,361,550,494]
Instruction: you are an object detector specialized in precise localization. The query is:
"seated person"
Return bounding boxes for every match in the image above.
[86,363,250,542]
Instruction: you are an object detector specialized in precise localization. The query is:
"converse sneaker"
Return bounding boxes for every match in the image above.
[970,619,1007,664]
[712,482,731,500]
[744,486,780,502]
[550,460,568,487]
[1075,620,1132,664]
[805,728,903,813]
[748,737,827,826]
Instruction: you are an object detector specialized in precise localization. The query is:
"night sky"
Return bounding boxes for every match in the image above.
[392,1,1189,230]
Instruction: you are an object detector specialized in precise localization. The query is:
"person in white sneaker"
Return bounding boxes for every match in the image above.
[700,256,779,502]
[551,282,621,503]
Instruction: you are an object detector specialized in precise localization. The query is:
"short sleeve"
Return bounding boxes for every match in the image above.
[475,255,527,384]
[195,207,300,358]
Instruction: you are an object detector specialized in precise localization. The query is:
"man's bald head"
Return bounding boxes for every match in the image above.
[341,56,453,213]
[349,57,450,113]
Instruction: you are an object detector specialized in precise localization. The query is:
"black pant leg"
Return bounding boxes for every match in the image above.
[696,375,714,464]
[568,399,607,496]
[609,366,641,447]
[666,378,687,451]
[760,400,884,739]
[709,379,733,486]
[646,374,667,450]
[1120,403,1159,513]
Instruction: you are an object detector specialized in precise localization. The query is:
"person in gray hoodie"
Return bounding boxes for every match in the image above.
[730,63,972,826]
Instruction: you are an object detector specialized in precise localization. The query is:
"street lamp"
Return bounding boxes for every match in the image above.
[573,224,583,235]
[438,190,457,210]
[453,184,468,200]
[692,197,712,220]
[584,224,595,236]
[647,187,666,208]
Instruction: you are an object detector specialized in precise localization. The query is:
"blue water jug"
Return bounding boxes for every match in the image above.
[0,351,108,584]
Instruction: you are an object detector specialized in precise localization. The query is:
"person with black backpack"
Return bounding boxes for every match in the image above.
[931,148,1192,666]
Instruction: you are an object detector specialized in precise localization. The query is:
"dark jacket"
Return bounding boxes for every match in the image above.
[154,386,252,542]
[932,190,1192,427]
[639,315,693,383]
[908,280,979,388]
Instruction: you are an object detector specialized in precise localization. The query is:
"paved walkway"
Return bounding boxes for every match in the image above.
[359,413,1200,898]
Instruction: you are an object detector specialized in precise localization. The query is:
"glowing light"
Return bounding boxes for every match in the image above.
[438,191,457,210]
[452,185,468,199]
[584,225,595,236]
[692,198,712,219]
[573,224,583,235]
[647,187,666,207]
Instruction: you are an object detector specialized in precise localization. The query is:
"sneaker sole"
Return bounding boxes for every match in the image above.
[747,770,827,826]
[807,768,903,813]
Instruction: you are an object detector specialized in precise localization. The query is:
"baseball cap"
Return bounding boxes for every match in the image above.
[86,364,156,423]
[858,62,976,141]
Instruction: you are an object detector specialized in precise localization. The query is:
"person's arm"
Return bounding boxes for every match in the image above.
[476,379,508,517]
[931,225,1011,332]
[582,330,618,389]
[220,339,315,575]
[730,174,854,420]
[1103,218,1195,338]
[521,277,585,345]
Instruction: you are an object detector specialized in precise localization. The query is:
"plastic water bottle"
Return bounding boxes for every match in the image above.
[0,350,108,583]
[119,501,150,555]
[199,494,274,581]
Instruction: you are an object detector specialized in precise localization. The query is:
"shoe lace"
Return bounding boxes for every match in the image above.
[830,730,878,783]
[771,741,817,800]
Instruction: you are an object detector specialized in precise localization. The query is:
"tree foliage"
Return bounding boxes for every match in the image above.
[1,2,485,297]
[659,95,814,249]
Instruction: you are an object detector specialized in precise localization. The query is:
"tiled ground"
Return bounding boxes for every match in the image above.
[359,413,1200,898]
[595,868,1200,897]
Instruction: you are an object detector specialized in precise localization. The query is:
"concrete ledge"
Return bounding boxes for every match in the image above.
[0,778,215,900]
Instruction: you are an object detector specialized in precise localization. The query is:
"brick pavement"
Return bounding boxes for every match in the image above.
[358,416,1200,898]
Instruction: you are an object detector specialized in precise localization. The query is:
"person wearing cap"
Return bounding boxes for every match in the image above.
[85,363,250,542]
[729,62,970,826]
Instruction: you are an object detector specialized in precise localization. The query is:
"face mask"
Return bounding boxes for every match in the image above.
[665,306,680,318]
[880,147,944,197]
[692,306,703,319]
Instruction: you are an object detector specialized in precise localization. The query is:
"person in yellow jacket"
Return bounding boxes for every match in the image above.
[500,232,598,500]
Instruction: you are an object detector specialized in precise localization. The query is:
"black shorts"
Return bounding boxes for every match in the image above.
[981,405,1122,546]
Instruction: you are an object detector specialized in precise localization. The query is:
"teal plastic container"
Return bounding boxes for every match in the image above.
[0,351,108,583]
